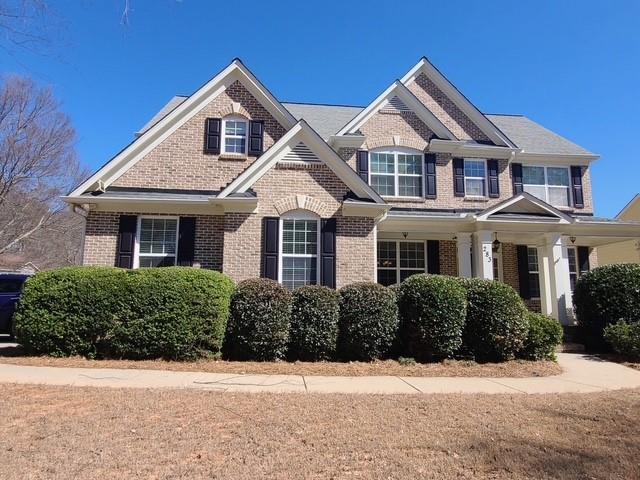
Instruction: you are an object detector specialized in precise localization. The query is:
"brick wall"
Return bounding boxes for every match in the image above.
[439,240,458,276]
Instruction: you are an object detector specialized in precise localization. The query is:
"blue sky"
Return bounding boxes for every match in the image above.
[3,0,639,217]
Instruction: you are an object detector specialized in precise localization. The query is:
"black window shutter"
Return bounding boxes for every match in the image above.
[262,217,279,280]
[427,240,440,274]
[516,245,531,300]
[577,246,590,275]
[177,217,196,266]
[571,166,584,208]
[320,218,337,288]
[453,158,465,197]
[204,118,221,154]
[116,215,137,268]
[425,154,437,198]
[512,163,523,194]
[248,120,264,156]
[487,159,500,198]
[356,150,369,183]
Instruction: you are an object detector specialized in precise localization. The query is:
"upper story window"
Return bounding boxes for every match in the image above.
[369,149,423,198]
[522,165,571,207]
[136,217,178,268]
[222,118,248,154]
[280,213,320,290]
[464,159,487,197]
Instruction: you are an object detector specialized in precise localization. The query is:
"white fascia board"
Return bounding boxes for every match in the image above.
[220,120,386,204]
[428,139,521,159]
[341,201,391,218]
[335,81,456,140]
[328,134,366,149]
[514,152,600,165]
[401,58,515,148]
[61,195,211,206]
[210,197,258,213]
[69,60,296,198]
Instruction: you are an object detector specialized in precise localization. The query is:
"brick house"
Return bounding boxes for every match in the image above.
[64,57,640,325]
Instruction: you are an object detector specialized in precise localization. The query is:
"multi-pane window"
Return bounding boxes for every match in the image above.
[281,219,318,290]
[138,218,178,267]
[223,119,247,154]
[369,150,423,197]
[522,166,571,207]
[464,159,486,197]
[376,241,426,286]
[567,246,578,291]
[527,247,540,298]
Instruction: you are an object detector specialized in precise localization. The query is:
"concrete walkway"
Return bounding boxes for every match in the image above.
[1,353,639,394]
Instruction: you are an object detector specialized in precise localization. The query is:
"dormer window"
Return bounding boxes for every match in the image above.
[222,118,248,154]
[369,148,423,198]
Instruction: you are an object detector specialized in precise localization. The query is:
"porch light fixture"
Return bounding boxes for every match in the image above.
[492,233,501,253]
[402,232,408,239]
[569,236,577,244]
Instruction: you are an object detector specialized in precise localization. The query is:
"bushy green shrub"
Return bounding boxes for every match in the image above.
[574,264,640,351]
[223,278,292,361]
[397,274,467,361]
[288,285,339,361]
[518,312,563,361]
[603,321,640,359]
[14,266,234,360]
[337,282,398,361]
[461,278,528,362]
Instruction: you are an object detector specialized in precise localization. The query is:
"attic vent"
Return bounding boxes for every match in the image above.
[281,142,319,163]
[382,95,410,112]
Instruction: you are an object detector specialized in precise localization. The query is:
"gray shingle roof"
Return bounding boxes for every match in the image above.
[136,97,594,157]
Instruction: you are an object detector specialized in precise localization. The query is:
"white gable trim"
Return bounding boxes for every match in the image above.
[68,59,297,197]
[219,120,385,204]
[476,192,573,224]
[401,57,515,148]
[335,81,456,140]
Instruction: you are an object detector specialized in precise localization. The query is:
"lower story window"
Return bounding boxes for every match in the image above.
[137,217,178,267]
[377,240,426,286]
[281,218,318,290]
[527,246,540,298]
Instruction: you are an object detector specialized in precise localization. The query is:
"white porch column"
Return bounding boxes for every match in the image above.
[538,234,572,324]
[473,230,494,280]
[456,233,473,278]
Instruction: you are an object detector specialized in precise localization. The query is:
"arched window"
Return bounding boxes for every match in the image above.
[369,147,424,198]
[279,210,320,290]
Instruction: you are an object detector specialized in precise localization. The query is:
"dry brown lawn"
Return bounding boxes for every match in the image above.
[0,384,638,479]
[0,350,561,377]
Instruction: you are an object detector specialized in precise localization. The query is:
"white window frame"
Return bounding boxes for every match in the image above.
[527,246,541,299]
[368,148,425,199]
[376,240,428,285]
[463,158,488,198]
[134,215,180,269]
[567,246,579,292]
[522,164,572,208]
[492,249,504,282]
[278,211,321,289]
[221,116,248,155]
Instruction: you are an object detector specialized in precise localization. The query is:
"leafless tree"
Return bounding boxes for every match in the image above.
[0,75,84,268]
[0,0,62,56]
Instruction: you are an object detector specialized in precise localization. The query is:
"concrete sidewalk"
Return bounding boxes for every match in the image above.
[0,353,639,394]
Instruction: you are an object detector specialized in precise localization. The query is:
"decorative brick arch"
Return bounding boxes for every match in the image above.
[217,101,251,119]
[274,195,329,217]
[365,135,428,151]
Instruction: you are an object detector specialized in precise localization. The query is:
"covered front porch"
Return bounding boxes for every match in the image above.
[376,193,640,325]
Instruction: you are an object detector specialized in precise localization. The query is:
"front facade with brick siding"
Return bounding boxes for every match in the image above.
[65,57,640,325]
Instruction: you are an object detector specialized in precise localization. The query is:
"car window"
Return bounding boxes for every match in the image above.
[0,279,24,293]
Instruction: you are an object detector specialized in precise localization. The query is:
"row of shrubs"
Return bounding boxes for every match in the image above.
[14,266,564,362]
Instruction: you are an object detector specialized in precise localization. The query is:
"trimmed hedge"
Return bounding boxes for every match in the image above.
[574,264,640,351]
[223,278,291,361]
[288,285,339,361]
[337,282,398,361]
[461,278,528,362]
[398,274,467,361]
[14,266,234,360]
[603,321,640,359]
[518,312,563,361]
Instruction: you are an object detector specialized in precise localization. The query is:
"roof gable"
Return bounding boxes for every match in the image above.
[69,59,297,197]
[219,120,385,203]
[476,192,573,224]
[336,81,456,140]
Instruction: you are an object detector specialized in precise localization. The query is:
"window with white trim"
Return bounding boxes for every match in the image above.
[522,165,571,207]
[369,149,423,198]
[567,246,580,292]
[222,118,248,154]
[376,240,426,286]
[137,217,178,268]
[464,159,487,197]
[280,214,319,290]
[527,246,540,298]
